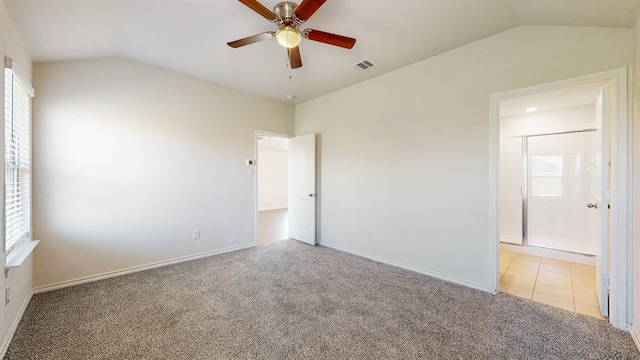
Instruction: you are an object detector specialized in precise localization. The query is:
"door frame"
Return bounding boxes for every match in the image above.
[489,67,632,330]
[254,130,292,245]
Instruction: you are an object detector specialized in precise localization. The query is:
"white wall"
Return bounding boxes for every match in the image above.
[295,25,633,291]
[258,148,288,211]
[0,1,34,354]
[632,12,640,352]
[32,58,294,289]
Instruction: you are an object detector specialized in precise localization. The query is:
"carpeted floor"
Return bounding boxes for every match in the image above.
[5,240,639,359]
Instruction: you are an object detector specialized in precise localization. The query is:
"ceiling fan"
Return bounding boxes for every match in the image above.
[227,0,356,69]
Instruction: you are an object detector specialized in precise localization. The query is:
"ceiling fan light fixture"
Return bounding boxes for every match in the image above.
[276,26,302,48]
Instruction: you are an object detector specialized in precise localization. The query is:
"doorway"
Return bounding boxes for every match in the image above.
[498,81,606,319]
[490,68,631,329]
[256,132,290,245]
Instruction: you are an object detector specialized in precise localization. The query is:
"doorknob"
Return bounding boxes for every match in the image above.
[308,193,315,198]
[587,203,598,209]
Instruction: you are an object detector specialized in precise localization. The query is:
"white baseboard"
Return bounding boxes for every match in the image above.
[258,207,288,212]
[319,241,493,294]
[34,243,255,293]
[0,290,33,358]
[631,327,640,353]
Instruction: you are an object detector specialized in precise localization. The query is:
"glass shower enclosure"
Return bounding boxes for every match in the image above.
[499,130,600,255]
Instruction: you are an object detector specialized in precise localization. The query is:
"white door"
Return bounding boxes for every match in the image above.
[288,133,316,245]
[594,84,610,317]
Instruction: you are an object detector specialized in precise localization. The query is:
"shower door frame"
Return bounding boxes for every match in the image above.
[503,128,599,252]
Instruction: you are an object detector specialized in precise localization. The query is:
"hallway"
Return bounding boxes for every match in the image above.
[258,208,288,245]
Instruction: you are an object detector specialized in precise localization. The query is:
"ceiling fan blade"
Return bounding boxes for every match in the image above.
[292,0,326,22]
[304,29,356,49]
[227,32,274,48]
[288,46,302,69]
[238,0,278,21]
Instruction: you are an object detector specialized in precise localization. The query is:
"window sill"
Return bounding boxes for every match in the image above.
[5,240,39,272]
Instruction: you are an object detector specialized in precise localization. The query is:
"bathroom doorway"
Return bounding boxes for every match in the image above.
[491,67,631,329]
[498,80,608,318]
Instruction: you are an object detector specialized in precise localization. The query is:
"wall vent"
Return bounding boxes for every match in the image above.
[350,59,375,72]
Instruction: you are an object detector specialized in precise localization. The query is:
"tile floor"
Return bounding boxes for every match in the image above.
[500,251,605,320]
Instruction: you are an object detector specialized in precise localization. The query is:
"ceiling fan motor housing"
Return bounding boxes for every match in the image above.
[274,1,300,25]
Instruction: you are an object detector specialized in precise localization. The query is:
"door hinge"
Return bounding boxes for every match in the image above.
[603,275,611,287]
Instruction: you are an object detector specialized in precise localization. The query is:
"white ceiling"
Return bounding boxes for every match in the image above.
[500,81,604,118]
[5,0,640,104]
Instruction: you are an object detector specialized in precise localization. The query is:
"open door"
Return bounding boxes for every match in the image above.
[288,133,316,245]
[594,83,610,317]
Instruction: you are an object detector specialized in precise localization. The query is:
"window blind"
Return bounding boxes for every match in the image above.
[4,57,34,252]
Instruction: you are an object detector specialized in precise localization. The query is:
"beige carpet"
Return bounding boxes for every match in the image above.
[5,240,639,359]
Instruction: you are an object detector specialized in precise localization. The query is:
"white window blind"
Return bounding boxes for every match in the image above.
[4,57,34,252]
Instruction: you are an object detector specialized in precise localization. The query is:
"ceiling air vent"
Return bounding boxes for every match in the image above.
[351,59,375,72]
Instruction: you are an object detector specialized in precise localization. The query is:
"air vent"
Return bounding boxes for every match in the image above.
[351,59,375,72]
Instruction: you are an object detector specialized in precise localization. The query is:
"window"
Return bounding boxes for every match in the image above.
[530,155,563,197]
[4,57,34,252]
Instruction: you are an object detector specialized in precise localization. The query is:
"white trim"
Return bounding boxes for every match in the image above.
[33,243,254,293]
[4,57,34,97]
[321,241,494,294]
[489,84,500,294]
[624,65,634,327]
[489,67,632,330]
[254,129,292,246]
[631,327,640,353]
[0,290,33,358]
[5,240,39,270]
[608,67,632,329]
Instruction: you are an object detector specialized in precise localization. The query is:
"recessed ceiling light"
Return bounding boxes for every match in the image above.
[526,107,538,112]
[285,94,295,100]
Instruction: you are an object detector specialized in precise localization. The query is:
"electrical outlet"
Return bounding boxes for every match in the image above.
[5,286,10,306]
[192,230,200,240]
[364,229,370,240]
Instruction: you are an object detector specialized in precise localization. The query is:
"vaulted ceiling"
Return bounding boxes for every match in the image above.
[5,0,640,103]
